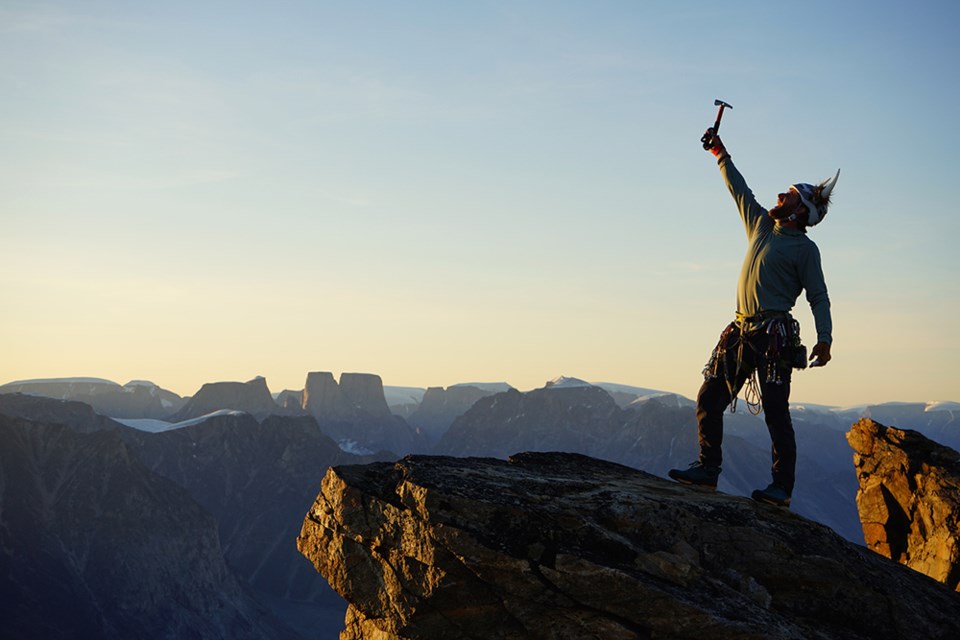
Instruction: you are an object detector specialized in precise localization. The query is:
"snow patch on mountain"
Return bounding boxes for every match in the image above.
[544,376,592,389]
[115,410,248,433]
[337,439,374,456]
[3,376,121,387]
[124,380,159,388]
[595,381,691,402]
[451,382,514,393]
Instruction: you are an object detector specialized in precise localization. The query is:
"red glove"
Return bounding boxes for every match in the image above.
[704,129,728,159]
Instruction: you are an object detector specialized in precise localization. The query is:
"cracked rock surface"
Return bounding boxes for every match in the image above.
[298,452,960,639]
[848,418,960,591]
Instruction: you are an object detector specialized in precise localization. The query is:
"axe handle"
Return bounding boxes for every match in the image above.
[712,104,727,133]
[702,101,731,150]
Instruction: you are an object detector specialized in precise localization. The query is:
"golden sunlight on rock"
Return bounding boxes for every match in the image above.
[298,452,959,639]
[848,418,960,591]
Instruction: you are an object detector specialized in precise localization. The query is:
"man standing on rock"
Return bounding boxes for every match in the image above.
[668,129,839,507]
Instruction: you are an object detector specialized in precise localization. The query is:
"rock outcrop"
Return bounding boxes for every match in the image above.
[858,403,960,451]
[435,385,862,542]
[303,372,419,455]
[298,452,960,640]
[170,376,278,421]
[303,372,391,420]
[304,372,343,418]
[340,373,392,417]
[847,418,960,591]
[276,389,306,413]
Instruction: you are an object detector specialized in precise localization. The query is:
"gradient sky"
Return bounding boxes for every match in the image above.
[2,1,958,405]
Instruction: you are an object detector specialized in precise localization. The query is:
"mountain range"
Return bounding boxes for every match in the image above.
[0,395,292,639]
[1,372,957,638]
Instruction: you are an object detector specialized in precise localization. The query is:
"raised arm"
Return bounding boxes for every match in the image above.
[705,132,768,236]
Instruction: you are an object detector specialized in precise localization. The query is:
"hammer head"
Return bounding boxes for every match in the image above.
[702,99,734,149]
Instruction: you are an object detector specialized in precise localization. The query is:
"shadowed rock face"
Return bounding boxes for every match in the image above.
[847,418,960,591]
[0,394,121,433]
[0,412,289,640]
[304,372,391,420]
[298,452,960,640]
[304,372,342,418]
[340,373,392,418]
[407,385,497,444]
[276,389,306,413]
[171,377,278,421]
[120,413,390,637]
[303,372,419,455]
[0,379,185,419]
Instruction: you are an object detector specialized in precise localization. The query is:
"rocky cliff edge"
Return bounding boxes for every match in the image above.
[298,452,959,640]
[847,417,960,591]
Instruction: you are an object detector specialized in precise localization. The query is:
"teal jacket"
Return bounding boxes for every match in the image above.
[719,156,832,345]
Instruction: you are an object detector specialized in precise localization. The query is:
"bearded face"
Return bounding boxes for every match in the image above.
[768,188,807,223]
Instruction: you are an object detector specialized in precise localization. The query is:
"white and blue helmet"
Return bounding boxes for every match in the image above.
[790,169,840,226]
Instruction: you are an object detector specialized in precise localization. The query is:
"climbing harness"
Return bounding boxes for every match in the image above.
[702,311,806,415]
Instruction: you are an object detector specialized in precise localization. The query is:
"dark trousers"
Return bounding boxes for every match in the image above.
[695,322,797,493]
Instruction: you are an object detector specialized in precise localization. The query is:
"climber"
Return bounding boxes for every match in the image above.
[668,129,839,508]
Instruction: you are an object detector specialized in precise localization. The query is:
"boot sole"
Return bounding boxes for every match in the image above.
[668,474,717,490]
[751,493,791,508]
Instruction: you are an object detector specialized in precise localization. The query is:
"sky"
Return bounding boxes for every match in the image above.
[2,0,958,406]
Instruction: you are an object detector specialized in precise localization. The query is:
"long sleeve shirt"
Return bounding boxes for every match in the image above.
[719,155,833,344]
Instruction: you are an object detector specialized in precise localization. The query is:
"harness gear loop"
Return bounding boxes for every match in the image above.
[701,311,803,415]
[743,370,763,415]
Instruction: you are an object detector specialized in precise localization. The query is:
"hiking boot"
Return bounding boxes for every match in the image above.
[668,462,720,488]
[751,483,792,507]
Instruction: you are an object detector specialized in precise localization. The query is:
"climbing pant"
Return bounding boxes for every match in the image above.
[696,320,797,494]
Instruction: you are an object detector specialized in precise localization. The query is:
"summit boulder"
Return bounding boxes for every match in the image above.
[298,452,960,640]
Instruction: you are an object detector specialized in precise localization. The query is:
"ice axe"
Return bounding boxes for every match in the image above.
[701,99,733,150]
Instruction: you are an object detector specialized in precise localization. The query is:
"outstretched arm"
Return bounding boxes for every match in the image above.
[706,131,767,235]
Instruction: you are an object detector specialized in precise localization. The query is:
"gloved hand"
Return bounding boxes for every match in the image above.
[703,129,728,159]
[809,342,832,367]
